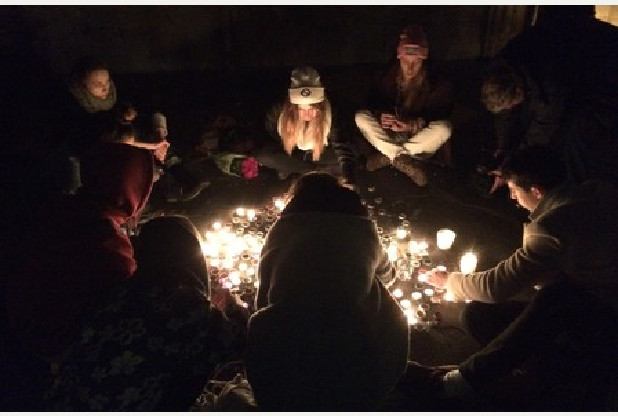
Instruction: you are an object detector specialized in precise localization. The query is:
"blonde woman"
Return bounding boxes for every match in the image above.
[255,66,358,187]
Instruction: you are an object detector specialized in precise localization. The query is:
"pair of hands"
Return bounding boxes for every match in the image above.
[426,267,449,290]
[380,113,426,134]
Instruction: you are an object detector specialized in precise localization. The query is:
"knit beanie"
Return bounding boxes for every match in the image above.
[288,66,325,105]
[397,24,429,59]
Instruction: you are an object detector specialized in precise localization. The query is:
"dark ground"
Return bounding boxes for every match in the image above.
[127,62,527,370]
[3,62,533,410]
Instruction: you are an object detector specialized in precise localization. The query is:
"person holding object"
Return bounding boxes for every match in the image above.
[414,145,618,410]
[355,24,453,187]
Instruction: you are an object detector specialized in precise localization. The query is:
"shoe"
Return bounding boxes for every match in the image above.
[392,154,428,187]
[366,153,391,172]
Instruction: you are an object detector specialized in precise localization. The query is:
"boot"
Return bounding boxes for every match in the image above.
[392,154,428,187]
[366,153,392,171]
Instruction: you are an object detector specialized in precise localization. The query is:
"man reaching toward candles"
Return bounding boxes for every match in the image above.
[414,145,618,410]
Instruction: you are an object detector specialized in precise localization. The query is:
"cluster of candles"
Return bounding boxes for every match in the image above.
[200,189,478,328]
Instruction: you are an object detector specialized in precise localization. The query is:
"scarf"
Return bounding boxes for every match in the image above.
[69,78,117,113]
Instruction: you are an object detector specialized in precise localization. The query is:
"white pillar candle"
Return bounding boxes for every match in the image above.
[460,252,478,274]
[436,228,456,250]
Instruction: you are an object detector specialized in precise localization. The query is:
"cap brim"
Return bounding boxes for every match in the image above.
[289,87,324,105]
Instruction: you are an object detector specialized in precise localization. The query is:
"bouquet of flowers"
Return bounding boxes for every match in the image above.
[211,152,259,179]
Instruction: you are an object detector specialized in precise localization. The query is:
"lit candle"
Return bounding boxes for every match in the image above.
[396,227,407,239]
[393,288,403,298]
[460,251,478,274]
[411,292,423,300]
[274,198,285,211]
[213,221,222,231]
[436,228,456,250]
[387,241,398,262]
[247,209,256,221]
[235,207,245,217]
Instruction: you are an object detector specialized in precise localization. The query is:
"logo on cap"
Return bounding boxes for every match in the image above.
[300,88,311,97]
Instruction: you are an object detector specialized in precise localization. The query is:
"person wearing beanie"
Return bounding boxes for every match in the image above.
[255,66,359,187]
[355,24,454,187]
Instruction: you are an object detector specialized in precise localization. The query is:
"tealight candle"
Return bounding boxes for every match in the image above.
[396,227,407,239]
[235,207,245,217]
[436,228,456,250]
[460,251,478,274]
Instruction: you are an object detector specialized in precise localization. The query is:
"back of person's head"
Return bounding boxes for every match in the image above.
[499,145,567,191]
[79,142,154,220]
[481,62,525,113]
[282,171,367,216]
[134,215,209,294]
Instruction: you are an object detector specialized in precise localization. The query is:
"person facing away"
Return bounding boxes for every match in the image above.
[43,215,247,411]
[355,24,454,187]
[4,142,155,364]
[480,5,618,192]
[1,142,155,410]
[422,145,618,410]
[255,66,359,187]
[245,171,409,411]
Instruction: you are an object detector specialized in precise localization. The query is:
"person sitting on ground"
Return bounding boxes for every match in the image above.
[355,24,453,187]
[480,5,618,193]
[254,66,359,188]
[43,215,247,411]
[56,56,207,202]
[418,145,618,411]
[245,171,409,411]
[2,142,155,410]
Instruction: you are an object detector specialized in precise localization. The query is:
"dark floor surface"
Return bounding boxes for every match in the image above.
[3,63,547,411]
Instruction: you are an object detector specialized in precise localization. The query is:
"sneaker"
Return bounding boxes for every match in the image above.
[366,153,391,171]
[392,155,428,187]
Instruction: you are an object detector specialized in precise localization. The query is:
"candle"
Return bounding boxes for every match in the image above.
[396,227,407,239]
[436,228,456,250]
[460,251,478,274]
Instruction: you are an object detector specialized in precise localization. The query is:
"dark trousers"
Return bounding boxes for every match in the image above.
[459,279,618,410]
[253,144,341,177]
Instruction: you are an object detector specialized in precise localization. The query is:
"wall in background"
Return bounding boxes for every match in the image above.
[1,5,529,75]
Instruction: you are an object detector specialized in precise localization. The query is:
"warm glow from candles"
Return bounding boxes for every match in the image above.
[247,209,256,221]
[436,228,456,250]
[396,227,407,239]
[235,207,245,217]
[460,252,478,274]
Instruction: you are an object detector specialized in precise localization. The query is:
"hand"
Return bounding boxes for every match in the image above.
[426,268,449,289]
[341,181,356,192]
[211,287,244,316]
[488,170,507,194]
[122,105,138,122]
[389,117,426,133]
[380,113,396,129]
[153,140,170,163]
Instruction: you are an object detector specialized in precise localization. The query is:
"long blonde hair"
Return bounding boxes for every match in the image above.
[277,98,332,161]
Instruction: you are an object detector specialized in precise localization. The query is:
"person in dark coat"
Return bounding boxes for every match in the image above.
[1,142,155,410]
[245,171,409,411]
[481,6,618,192]
[43,215,247,411]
